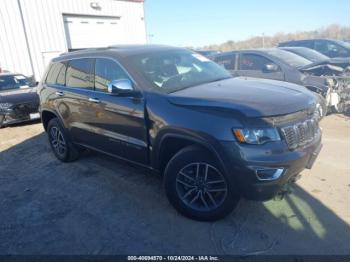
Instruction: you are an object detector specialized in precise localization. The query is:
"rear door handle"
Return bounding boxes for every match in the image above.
[88,98,100,103]
[55,91,64,96]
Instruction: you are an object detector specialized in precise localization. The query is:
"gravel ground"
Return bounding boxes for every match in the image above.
[0,115,349,255]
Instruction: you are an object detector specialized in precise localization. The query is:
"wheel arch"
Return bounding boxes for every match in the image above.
[41,109,64,131]
[153,132,227,177]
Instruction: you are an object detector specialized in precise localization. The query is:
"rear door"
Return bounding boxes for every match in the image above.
[84,58,148,164]
[55,58,96,144]
[236,53,284,81]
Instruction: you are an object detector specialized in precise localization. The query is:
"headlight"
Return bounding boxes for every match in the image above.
[233,128,281,144]
[0,103,13,110]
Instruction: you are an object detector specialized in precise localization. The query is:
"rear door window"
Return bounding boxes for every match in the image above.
[66,58,94,89]
[94,58,130,92]
[215,54,236,70]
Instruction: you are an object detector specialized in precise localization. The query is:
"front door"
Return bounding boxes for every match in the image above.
[84,58,148,164]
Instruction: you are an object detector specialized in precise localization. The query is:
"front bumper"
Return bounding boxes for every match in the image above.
[0,102,40,126]
[219,131,322,201]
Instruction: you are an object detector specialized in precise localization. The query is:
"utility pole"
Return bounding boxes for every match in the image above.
[262,33,265,48]
[147,34,154,44]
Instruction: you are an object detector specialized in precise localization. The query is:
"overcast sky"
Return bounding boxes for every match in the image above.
[144,0,350,47]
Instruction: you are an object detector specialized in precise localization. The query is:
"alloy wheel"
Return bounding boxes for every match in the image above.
[50,126,66,157]
[176,162,228,212]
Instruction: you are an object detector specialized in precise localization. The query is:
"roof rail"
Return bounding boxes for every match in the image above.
[59,47,110,56]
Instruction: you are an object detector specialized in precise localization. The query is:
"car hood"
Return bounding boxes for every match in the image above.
[0,87,39,104]
[300,58,350,75]
[168,77,316,118]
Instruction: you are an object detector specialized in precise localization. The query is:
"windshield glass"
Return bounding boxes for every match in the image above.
[130,50,232,93]
[0,75,31,91]
[266,49,312,68]
[289,48,329,62]
[336,40,350,49]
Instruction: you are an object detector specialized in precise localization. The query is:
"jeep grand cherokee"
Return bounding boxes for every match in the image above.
[38,45,322,221]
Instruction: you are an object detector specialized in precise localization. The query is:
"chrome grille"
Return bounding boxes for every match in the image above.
[281,117,319,150]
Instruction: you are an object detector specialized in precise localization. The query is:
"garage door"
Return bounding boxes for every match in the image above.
[63,15,122,51]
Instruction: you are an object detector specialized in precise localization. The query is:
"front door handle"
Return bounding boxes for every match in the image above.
[55,91,64,96]
[88,97,100,103]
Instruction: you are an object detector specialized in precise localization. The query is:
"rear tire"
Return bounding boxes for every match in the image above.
[164,145,240,221]
[47,118,79,162]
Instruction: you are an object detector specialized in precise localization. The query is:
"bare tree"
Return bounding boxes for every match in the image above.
[199,24,350,52]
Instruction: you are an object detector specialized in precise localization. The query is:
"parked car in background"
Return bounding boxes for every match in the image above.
[278,39,350,58]
[38,45,322,221]
[212,48,350,113]
[0,73,40,127]
[280,47,350,71]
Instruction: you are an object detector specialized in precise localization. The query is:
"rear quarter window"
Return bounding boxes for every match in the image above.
[46,62,67,85]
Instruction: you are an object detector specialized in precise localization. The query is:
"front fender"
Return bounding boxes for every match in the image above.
[151,128,228,175]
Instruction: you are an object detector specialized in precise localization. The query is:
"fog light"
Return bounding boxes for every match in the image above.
[254,168,285,181]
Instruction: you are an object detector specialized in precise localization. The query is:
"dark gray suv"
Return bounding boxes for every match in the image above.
[38,45,322,221]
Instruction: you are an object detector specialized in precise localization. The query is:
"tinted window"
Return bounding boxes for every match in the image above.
[239,54,277,71]
[215,54,235,70]
[66,58,94,89]
[46,62,67,85]
[95,58,130,92]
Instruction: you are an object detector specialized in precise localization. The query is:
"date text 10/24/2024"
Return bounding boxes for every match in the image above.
[127,256,220,261]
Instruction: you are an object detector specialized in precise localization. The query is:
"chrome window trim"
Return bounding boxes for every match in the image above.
[47,55,142,96]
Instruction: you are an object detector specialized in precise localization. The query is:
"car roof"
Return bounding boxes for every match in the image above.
[55,44,187,62]
[280,38,339,44]
[214,48,284,56]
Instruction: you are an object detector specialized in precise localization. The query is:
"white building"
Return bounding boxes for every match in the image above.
[0,0,147,80]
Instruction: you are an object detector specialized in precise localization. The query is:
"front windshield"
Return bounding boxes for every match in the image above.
[130,50,232,93]
[335,40,350,49]
[291,48,329,62]
[266,49,312,68]
[0,75,31,91]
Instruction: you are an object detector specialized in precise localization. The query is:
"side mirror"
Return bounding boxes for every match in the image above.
[107,79,134,95]
[263,63,279,72]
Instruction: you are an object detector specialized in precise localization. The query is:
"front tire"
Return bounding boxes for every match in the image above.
[47,118,79,162]
[164,146,240,221]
